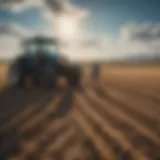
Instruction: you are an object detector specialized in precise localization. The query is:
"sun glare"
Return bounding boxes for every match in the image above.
[54,14,80,41]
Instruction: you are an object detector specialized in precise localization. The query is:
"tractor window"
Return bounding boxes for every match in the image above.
[25,44,37,54]
[38,44,47,53]
[38,44,58,54]
[48,45,58,53]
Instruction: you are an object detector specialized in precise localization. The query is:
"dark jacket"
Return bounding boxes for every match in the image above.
[92,64,100,80]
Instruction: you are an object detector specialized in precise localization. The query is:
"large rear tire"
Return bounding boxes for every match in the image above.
[17,72,26,88]
[8,65,26,88]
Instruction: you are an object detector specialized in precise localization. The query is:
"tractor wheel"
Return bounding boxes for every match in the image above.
[8,65,19,88]
[9,69,26,88]
[9,60,27,89]
[17,72,26,88]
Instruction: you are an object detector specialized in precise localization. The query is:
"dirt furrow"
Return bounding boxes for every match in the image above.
[11,124,73,160]
[7,88,75,160]
[100,83,160,115]
[86,87,160,145]
[40,128,76,159]
[76,93,148,160]
[0,89,44,125]
[84,87,160,159]
[73,109,115,160]
[102,81,160,111]
[97,85,160,134]
[19,92,63,135]
[1,92,53,132]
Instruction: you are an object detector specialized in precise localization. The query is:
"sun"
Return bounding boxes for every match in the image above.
[54,14,80,41]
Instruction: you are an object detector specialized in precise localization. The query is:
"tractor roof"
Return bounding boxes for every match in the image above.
[24,36,56,46]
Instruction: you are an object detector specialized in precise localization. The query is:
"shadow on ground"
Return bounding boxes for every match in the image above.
[0,87,55,125]
[54,87,74,117]
[0,86,75,159]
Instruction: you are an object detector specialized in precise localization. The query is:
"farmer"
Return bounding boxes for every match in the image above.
[91,63,100,82]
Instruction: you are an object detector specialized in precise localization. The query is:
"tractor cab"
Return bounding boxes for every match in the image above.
[20,36,60,71]
[23,36,59,60]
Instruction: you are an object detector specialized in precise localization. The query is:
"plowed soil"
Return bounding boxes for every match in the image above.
[0,65,160,160]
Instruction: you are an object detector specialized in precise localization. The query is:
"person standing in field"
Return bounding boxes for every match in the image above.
[91,63,100,82]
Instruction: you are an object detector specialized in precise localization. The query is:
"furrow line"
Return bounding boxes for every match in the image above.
[76,93,148,160]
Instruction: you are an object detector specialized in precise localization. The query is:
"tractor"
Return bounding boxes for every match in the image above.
[8,36,82,89]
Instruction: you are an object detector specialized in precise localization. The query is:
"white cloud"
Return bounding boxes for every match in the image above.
[0,0,43,12]
[0,23,30,59]
[0,0,88,42]
[0,0,87,59]
[0,35,21,59]
[116,23,160,55]
[67,23,160,62]
[121,22,160,42]
[1,22,160,62]
[0,0,160,62]
[0,23,54,59]
[0,0,88,17]
[0,22,31,38]
[44,0,89,43]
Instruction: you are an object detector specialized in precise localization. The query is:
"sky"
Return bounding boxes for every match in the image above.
[72,0,160,35]
[0,0,160,62]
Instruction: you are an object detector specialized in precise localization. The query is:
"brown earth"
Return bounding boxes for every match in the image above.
[0,64,160,160]
[0,65,8,91]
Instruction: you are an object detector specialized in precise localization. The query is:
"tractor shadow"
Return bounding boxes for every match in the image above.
[0,85,74,126]
[53,87,74,118]
[0,86,55,126]
[0,87,69,159]
[0,87,56,159]
[0,86,74,159]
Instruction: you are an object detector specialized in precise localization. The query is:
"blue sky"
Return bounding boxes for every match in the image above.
[1,0,160,35]
[0,0,160,61]
[72,0,160,35]
[0,8,49,30]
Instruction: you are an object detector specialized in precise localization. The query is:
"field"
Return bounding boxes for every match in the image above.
[0,64,160,160]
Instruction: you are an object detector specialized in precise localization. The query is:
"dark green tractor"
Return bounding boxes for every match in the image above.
[8,36,82,89]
